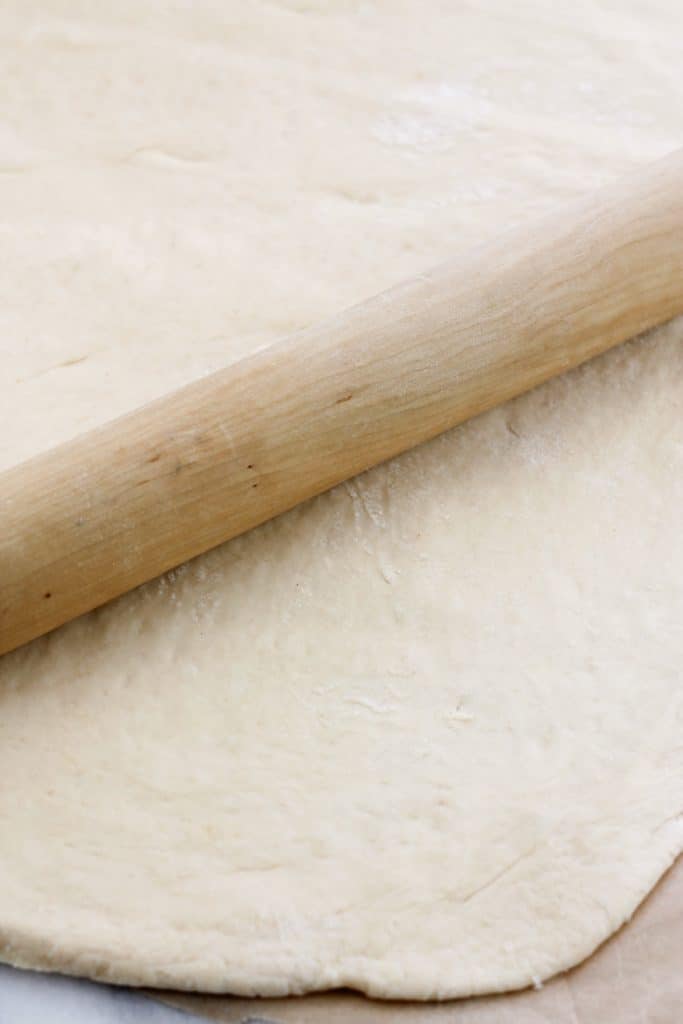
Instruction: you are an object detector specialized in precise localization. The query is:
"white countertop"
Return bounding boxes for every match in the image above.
[0,964,203,1023]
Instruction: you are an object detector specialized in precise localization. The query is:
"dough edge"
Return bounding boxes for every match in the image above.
[1,832,680,999]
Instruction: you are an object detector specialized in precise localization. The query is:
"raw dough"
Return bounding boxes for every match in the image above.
[0,0,682,1001]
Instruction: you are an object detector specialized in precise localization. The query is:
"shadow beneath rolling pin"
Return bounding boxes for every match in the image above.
[1,323,675,683]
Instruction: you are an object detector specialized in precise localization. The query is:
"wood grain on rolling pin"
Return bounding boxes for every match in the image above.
[1,149,683,656]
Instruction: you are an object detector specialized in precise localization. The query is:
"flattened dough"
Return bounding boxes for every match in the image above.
[0,0,682,1001]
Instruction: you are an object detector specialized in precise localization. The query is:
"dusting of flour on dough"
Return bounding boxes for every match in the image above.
[0,0,681,1002]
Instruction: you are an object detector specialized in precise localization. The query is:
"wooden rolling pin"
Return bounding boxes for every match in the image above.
[2,149,683,657]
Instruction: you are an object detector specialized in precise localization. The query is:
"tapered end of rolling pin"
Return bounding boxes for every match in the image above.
[2,148,683,656]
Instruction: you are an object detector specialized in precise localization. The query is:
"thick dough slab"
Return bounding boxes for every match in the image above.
[0,0,682,1000]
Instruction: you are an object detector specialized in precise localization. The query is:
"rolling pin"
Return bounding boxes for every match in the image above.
[2,149,683,657]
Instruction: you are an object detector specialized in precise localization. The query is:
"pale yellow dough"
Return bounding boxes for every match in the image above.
[1,0,682,1001]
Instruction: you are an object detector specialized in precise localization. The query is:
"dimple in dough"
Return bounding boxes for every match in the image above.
[0,0,682,1001]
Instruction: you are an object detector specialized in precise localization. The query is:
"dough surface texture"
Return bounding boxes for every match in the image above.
[0,0,682,1000]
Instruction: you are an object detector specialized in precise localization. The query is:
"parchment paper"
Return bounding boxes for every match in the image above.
[160,855,682,1023]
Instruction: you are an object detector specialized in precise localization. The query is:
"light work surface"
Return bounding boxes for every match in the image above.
[0,965,201,1024]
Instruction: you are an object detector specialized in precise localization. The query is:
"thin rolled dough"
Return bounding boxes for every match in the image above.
[0,0,682,1001]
